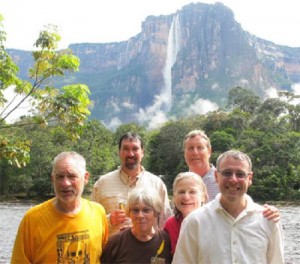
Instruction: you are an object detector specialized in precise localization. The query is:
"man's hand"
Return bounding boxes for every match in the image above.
[263,204,280,222]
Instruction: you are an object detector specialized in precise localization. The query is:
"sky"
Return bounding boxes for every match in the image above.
[1,0,300,51]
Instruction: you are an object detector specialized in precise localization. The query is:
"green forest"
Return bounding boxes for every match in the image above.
[1,91,300,202]
[1,17,299,202]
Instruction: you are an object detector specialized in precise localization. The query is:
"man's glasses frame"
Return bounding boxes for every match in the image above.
[218,170,251,179]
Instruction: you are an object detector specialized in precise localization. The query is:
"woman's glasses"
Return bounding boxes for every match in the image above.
[130,207,154,215]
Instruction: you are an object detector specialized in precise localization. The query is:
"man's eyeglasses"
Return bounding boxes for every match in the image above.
[218,170,250,179]
[130,207,154,215]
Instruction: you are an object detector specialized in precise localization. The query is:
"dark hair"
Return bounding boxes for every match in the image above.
[118,132,144,150]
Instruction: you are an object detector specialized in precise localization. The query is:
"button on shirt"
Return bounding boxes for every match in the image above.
[173,194,284,264]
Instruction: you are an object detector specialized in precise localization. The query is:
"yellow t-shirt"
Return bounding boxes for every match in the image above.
[11,198,108,264]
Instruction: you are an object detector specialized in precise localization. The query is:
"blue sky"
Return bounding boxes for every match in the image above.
[1,0,300,50]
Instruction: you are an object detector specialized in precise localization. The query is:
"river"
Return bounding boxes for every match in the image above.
[0,202,299,263]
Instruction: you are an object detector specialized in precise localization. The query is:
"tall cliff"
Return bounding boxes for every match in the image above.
[7,2,300,129]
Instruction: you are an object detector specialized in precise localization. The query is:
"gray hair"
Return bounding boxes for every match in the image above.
[183,130,211,149]
[125,188,163,220]
[52,151,86,176]
[216,150,252,171]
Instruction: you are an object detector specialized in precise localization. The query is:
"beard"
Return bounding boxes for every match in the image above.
[125,157,139,170]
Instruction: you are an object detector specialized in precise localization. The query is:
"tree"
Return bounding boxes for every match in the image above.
[74,120,116,185]
[226,86,261,114]
[0,20,91,169]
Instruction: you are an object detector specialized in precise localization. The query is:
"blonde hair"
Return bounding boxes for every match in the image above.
[183,130,211,149]
[173,172,208,217]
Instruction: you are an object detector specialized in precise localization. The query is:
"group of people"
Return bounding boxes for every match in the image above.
[11,130,284,263]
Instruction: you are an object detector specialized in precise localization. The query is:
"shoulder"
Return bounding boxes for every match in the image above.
[94,169,120,185]
[82,198,106,213]
[143,171,165,183]
[108,228,131,243]
[186,201,214,222]
[23,199,53,218]
[159,229,170,238]
[164,216,177,227]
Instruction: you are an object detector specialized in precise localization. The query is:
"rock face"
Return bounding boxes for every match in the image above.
[7,2,300,129]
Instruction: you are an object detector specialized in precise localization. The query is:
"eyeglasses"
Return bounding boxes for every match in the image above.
[218,170,250,179]
[130,207,154,215]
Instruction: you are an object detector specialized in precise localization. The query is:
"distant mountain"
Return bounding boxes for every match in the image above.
[7,2,300,129]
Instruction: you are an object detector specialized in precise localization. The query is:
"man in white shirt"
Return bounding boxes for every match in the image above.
[173,149,284,264]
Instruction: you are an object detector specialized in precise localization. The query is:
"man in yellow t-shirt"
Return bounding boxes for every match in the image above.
[11,151,108,264]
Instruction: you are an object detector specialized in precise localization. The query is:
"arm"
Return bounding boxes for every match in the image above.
[267,221,285,263]
[11,218,31,264]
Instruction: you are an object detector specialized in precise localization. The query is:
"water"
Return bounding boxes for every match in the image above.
[0,203,299,263]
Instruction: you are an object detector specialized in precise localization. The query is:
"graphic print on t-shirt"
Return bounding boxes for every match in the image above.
[57,230,90,263]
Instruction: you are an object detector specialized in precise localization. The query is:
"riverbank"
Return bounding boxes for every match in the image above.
[2,194,300,206]
[1,203,299,263]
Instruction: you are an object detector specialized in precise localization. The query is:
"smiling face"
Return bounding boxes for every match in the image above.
[215,155,253,205]
[173,177,204,218]
[119,138,144,172]
[184,135,211,175]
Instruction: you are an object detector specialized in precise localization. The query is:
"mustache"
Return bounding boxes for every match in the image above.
[125,156,137,162]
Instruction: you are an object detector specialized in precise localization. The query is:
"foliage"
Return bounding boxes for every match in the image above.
[226,86,261,114]
[0,21,91,171]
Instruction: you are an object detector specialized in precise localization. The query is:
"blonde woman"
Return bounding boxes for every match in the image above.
[164,172,208,255]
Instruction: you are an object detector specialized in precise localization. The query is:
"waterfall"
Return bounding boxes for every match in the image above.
[162,13,181,112]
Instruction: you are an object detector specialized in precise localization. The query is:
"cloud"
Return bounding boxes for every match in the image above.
[264,83,300,105]
[185,98,219,116]
[290,83,300,105]
[103,117,122,131]
[121,101,134,109]
[264,87,279,99]
[135,94,169,129]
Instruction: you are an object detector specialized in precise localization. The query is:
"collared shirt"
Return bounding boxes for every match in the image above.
[201,164,219,201]
[91,166,172,236]
[173,194,284,264]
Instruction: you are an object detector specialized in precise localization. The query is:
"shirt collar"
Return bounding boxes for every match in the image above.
[214,194,263,219]
[118,166,145,186]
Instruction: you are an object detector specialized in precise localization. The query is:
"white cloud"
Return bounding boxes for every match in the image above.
[103,117,122,131]
[264,87,279,99]
[186,98,219,116]
[121,101,134,109]
[135,95,169,130]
